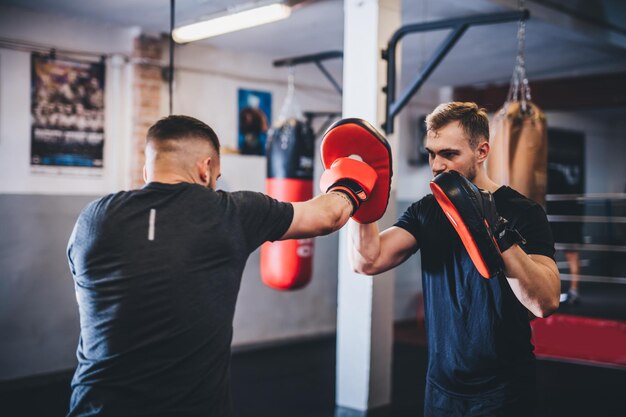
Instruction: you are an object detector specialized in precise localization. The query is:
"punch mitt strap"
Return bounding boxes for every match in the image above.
[319,157,378,214]
[430,170,505,279]
[320,118,392,224]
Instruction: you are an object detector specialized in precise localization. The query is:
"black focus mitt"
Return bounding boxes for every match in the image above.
[430,171,525,279]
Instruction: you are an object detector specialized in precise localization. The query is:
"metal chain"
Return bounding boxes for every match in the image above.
[278,66,303,123]
[287,66,296,98]
[506,0,532,113]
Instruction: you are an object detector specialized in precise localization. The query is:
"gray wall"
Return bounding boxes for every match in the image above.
[233,233,341,347]
[0,194,94,381]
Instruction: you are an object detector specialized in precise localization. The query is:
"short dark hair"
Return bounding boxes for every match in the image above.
[147,115,220,155]
[425,102,489,149]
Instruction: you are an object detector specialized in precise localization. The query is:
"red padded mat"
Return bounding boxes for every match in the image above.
[531,313,626,367]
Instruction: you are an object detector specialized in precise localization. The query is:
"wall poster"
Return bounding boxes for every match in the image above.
[238,88,271,155]
[31,53,105,169]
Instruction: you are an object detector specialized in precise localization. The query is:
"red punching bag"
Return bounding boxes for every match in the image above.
[261,75,315,289]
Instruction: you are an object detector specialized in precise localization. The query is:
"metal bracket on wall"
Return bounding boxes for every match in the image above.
[381,10,529,134]
[273,50,343,95]
[303,111,342,137]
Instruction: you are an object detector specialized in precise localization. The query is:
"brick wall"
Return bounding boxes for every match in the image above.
[131,35,163,188]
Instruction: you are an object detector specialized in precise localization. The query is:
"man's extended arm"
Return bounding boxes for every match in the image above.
[281,157,378,240]
[281,192,354,240]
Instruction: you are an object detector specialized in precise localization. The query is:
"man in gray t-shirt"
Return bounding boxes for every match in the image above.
[67,115,377,417]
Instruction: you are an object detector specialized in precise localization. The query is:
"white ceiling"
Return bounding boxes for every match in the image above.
[3,0,626,89]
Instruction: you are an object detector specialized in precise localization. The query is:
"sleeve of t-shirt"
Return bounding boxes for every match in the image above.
[393,199,423,252]
[66,199,99,277]
[230,191,294,252]
[516,204,556,259]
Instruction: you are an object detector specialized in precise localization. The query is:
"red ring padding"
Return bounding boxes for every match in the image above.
[531,314,626,367]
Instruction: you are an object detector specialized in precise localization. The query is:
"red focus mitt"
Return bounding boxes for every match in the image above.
[320,118,392,224]
[430,171,525,279]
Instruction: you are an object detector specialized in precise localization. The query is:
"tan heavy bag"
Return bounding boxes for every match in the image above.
[488,101,548,207]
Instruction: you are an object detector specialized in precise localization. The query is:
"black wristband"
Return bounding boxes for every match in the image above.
[496,228,526,253]
[328,179,366,200]
[327,178,368,213]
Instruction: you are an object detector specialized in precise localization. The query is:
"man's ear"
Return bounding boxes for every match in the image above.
[197,156,211,185]
[476,141,490,163]
[143,165,148,183]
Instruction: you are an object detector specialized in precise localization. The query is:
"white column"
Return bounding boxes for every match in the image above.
[105,54,131,192]
[337,0,400,413]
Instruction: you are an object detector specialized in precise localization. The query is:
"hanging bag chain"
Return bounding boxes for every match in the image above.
[505,0,532,115]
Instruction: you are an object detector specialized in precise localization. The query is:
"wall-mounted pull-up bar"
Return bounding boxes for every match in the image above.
[273,50,343,95]
[382,10,529,134]
[303,111,342,137]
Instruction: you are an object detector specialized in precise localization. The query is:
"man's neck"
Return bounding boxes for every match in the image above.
[473,170,501,193]
[147,170,196,185]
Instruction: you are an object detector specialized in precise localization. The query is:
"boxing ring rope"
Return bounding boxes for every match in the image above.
[547,193,626,201]
[555,243,626,253]
[548,215,626,224]
[534,192,625,368]
[558,274,626,285]
[546,192,626,284]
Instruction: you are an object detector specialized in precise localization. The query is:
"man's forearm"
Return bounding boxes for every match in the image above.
[502,246,560,317]
[319,192,354,234]
[348,220,381,273]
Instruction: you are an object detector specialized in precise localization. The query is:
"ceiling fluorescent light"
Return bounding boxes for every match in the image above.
[173,2,292,43]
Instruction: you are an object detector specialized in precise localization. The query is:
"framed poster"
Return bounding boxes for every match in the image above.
[238,88,271,155]
[31,53,105,168]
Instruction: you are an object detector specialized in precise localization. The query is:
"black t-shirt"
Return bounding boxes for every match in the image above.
[66,182,293,417]
[395,186,554,399]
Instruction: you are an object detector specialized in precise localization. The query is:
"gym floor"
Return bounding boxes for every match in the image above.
[2,292,625,417]
[1,339,624,417]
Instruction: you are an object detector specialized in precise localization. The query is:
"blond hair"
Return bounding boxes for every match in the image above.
[425,102,489,149]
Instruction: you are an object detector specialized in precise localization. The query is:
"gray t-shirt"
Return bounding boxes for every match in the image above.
[66,182,293,417]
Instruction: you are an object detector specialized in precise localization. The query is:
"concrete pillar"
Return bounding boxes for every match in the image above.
[336,0,401,415]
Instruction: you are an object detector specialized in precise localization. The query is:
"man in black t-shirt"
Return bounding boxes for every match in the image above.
[67,115,375,417]
[349,102,560,416]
